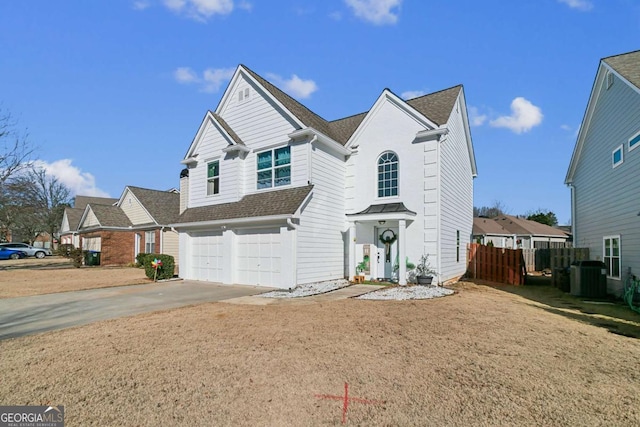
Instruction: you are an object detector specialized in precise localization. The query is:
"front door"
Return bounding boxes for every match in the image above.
[376,227,398,280]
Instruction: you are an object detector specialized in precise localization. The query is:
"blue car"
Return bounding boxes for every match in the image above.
[0,247,27,260]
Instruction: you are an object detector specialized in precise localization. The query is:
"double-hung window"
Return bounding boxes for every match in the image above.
[377,152,399,198]
[207,161,220,195]
[145,231,156,253]
[604,236,620,279]
[257,146,291,189]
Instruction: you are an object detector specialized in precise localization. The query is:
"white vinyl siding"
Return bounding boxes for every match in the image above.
[162,229,179,269]
[297,143,347,284]
[82,209,100,228]
[572,67,640,295]
[120,190,154,225]
[439,94,474,281]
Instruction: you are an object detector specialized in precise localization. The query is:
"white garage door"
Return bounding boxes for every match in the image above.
[82,237,101,251]
[191,231,223,282]
[236,228,281,287]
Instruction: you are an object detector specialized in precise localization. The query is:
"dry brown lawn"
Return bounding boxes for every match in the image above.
[1,278,640,426]
[0,258,150,298]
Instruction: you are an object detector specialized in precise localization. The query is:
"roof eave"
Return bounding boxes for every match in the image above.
[170,214,294,230]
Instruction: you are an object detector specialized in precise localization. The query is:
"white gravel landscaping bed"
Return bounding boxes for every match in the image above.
[258,279,350,298]
[357,285,454,300]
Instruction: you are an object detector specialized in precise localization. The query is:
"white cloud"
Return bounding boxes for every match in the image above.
[560,124,572,131]
[401,90,426,100]
[163,0,234,21]
[468,106,488,127]
[34,159,110,198]
[267,73,318,99]
[132,1,151,10]
[489,97,543,134]
[558,0,593,11]
[202,68,235,93]
[345,0,402,25]
[174,67,199,84]
[173,67,234,93]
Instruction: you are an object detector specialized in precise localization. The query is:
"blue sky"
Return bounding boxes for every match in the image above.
[1,0,639,224]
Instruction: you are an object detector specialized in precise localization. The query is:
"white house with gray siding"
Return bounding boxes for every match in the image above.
[566,50,640,296]
[173,65,477,289]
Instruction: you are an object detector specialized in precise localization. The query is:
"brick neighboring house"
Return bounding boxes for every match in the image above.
[62,187,180,267]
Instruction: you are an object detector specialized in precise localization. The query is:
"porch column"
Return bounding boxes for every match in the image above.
[348,222,356,280]
[399,219,407,285]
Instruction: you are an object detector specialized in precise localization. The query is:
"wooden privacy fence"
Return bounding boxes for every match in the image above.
[467,243,525,285]
[522,247,590,272]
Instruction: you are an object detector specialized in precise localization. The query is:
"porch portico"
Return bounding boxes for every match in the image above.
[346,203,416,285]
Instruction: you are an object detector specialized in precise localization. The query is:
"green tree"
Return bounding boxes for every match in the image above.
[526,209,558,227]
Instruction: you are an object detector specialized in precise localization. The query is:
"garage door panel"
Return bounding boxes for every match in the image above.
[236,228,281,287]
[190,231,222,282]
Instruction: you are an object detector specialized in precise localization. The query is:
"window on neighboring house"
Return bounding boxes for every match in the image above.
[629,130,640,152]
[604,236,620,279]
[257,146,291,189]
[612,145,624,168]
[377,152,399,198]
[207,161,220,195]
[145,231,156,253]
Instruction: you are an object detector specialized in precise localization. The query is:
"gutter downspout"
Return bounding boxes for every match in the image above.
[160,226,165,254]
[569,183,576,244]
[286,218,298,230]
[307,135,317,185]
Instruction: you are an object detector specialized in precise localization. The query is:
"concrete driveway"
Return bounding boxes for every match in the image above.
[0,280,271,340]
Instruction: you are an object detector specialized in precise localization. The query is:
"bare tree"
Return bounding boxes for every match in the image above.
[473,200,509,218]
[0,108,35,240]
[8,168,72,245]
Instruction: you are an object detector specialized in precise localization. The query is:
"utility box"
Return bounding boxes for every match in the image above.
[85,250,101,266]
[570,261,607,298]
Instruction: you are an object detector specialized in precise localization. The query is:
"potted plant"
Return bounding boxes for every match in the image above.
[415,254,437,285]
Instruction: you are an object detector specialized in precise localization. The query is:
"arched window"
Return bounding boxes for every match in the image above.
[377,152,399,197]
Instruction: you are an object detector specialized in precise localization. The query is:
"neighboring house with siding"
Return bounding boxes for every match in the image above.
[63,187,180,267]
[173,64,477,288]
[473,215,570,249]
[565,50,640,296]
[60,196,118,247]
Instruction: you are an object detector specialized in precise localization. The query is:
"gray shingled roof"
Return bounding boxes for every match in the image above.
[74,195,117,209]
[176,185,313,224]
[493,215,568,237]
[406,86,462,126]
[212,112,245,146]
[127,186,180,225]
[241,65,460,145]
[63,207,85,231]
[604,50,640,90]
[85,204,133,228]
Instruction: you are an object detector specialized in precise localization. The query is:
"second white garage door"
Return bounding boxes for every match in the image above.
[236,228,281,287]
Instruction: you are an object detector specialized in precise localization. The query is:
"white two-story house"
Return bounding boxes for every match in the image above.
[173,65,477,289]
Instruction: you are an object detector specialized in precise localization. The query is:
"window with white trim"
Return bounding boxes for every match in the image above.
[145,231,156,253]
[629,130,640,152]
[606,70,614,89]
[207,161,220,195]
[612,145,624,168]
[604,236,620,279]
[256,146,291,189]
[377,151,399,198]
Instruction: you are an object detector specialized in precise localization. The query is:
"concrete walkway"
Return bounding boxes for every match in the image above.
[0,280,270,340]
